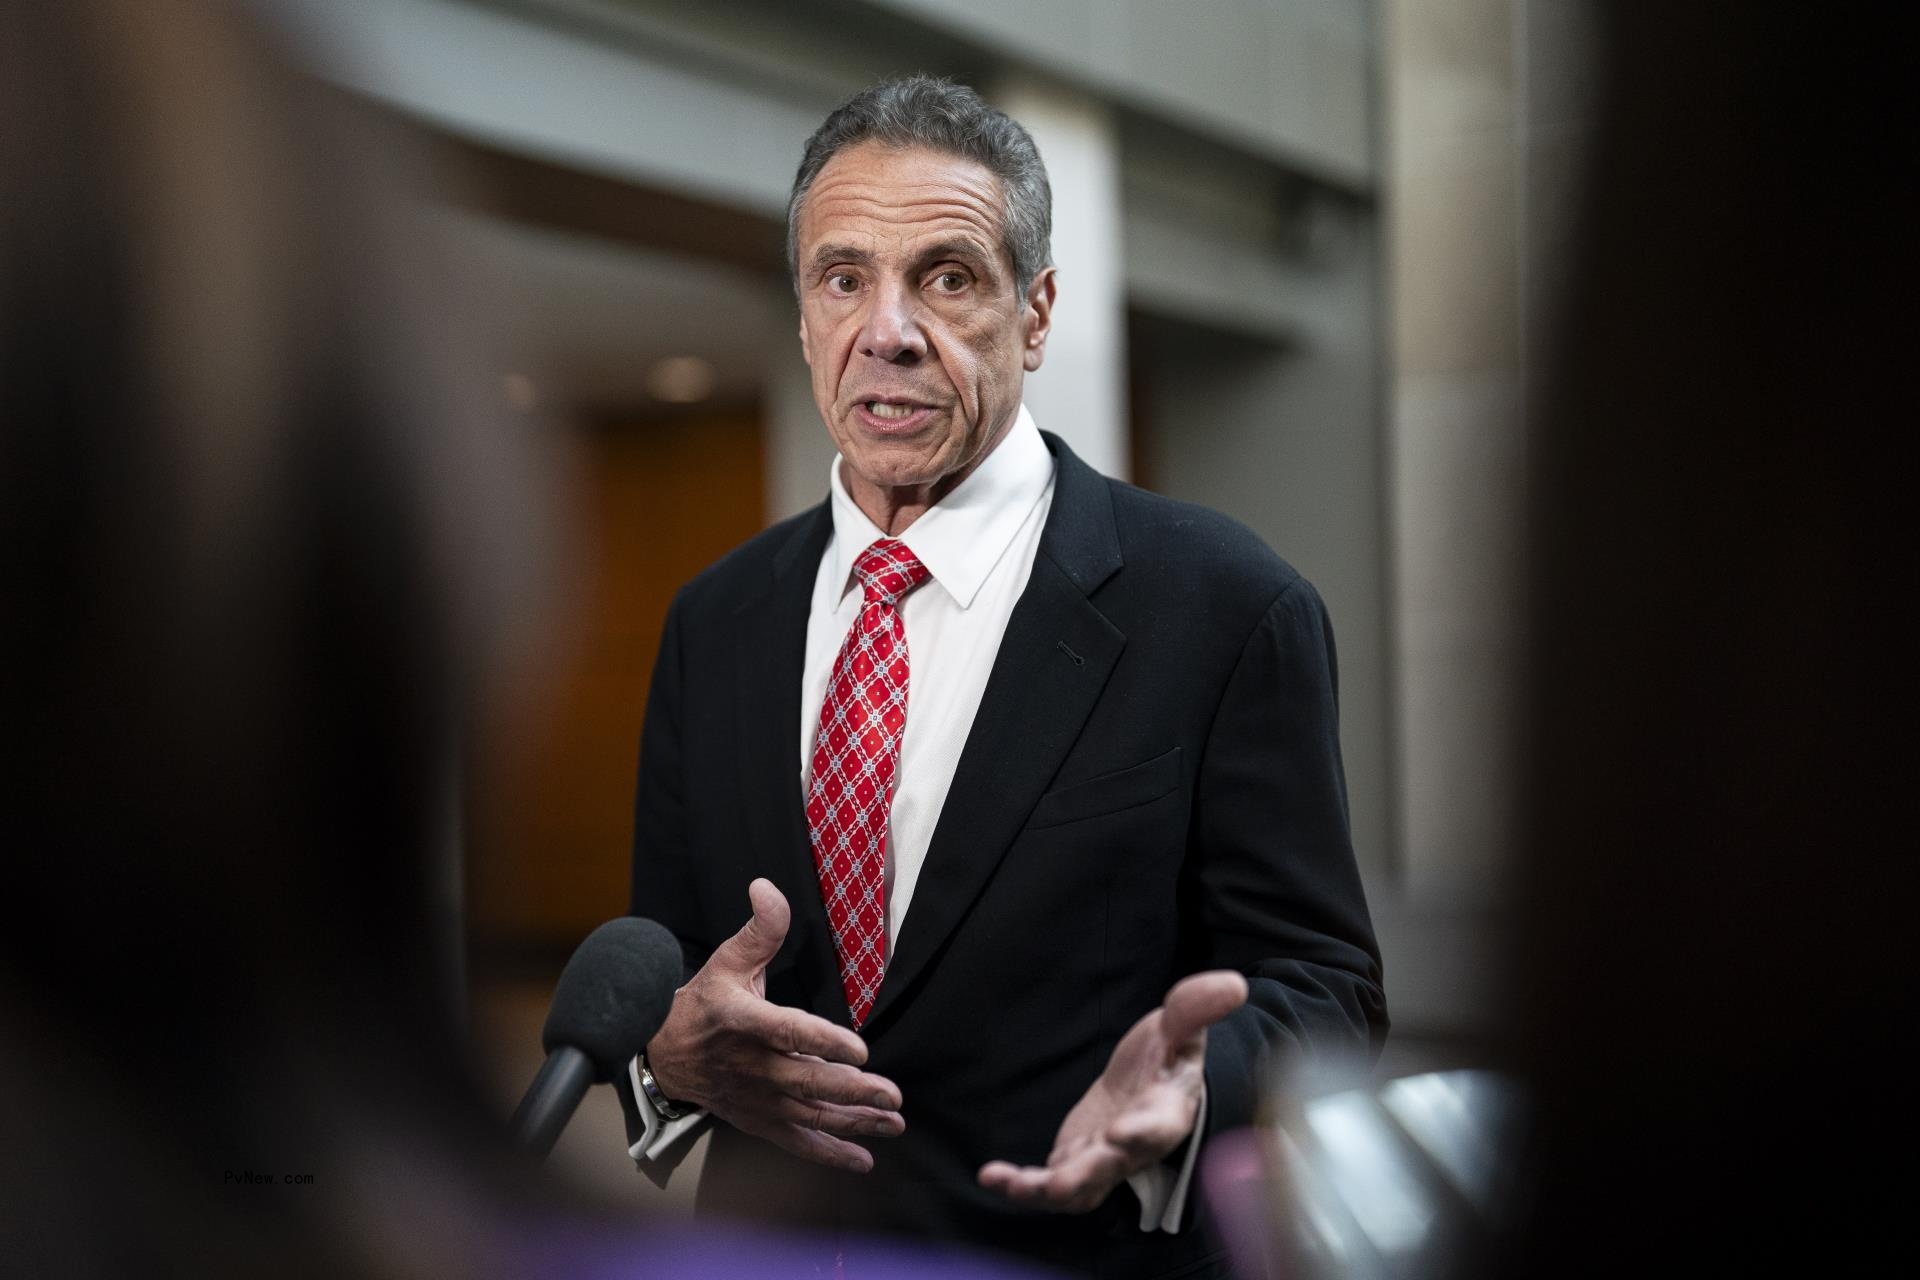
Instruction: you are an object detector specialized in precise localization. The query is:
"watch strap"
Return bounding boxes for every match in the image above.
[638,1054,690,1121]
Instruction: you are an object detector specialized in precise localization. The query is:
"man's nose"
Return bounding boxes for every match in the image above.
[856,281,927,364]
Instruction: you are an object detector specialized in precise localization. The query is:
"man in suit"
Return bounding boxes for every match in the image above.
[619,77,1385,1278]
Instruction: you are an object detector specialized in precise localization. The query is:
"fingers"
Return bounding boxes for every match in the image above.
[1160,969,1249,1046]
[978,1143,1130,1214]
[715,878,791,972]
[975,977,1235,1218]
[761,1121,879,1174]
[747,1003,871,1067]
[767,1053,902,1110]
[730,1059,905,1172]
[769,1096,906,1140]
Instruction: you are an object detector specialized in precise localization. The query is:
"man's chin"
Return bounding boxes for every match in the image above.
[840,438,950,491]
[847,464,946,498]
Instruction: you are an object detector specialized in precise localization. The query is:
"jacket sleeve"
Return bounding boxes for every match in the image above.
[1191,576,1388,1141]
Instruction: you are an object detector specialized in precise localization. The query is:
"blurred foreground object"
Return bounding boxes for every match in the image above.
[1204,1071,1521,1280]
[0,0,550,1273]
[1506,3,1906,1272]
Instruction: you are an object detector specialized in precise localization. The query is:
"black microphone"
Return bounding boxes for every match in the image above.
[509,916,682,1159]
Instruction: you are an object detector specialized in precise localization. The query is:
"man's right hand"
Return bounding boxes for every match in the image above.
[644,878,904,1172]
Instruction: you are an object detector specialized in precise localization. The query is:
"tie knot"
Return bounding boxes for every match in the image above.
[853,538,930,607]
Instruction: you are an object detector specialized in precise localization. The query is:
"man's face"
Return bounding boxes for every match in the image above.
[795,142,1054,509]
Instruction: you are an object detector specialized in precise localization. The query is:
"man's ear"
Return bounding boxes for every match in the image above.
[1021,266,1058,373]
[798,311,814,367]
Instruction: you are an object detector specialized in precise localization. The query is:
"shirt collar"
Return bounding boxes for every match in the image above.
[825,403,1055,610]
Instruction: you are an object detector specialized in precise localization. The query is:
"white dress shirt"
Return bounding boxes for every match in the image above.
[630,406,1201,1232]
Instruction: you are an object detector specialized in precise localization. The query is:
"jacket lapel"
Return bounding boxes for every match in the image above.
[865,434,1126,1031]
[730,504,856,1028]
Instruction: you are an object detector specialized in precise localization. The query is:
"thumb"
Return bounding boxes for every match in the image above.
[1160,970,1249,1047]
[716,877,791,973]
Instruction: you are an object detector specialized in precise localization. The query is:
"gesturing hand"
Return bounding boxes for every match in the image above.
[977,971,1248,1213]
[645,878,905,1172]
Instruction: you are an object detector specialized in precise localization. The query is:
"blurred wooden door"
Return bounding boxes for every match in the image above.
[468,409,767,958]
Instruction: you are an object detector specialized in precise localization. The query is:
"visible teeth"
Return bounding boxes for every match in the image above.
[868,401,916,420]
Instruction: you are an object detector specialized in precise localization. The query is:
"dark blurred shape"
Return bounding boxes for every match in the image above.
[1505,2,1906,1274]
[513,919,682,1157]
[0,0,542,1274]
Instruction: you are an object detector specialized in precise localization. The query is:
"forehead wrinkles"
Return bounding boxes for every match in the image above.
[803,164,1005,255]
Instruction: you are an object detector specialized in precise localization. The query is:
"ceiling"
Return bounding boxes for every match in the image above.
[430,207,798,419]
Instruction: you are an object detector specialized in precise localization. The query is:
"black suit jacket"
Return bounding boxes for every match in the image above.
[623,433,1386,1279]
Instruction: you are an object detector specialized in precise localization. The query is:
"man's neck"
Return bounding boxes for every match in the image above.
[849,482,940,536]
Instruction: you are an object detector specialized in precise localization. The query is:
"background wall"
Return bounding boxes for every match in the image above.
[1378,0,1597,1053]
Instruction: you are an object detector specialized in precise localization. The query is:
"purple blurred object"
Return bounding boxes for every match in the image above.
[1202,1127,1277,1279]
[503,1217,1066,1280]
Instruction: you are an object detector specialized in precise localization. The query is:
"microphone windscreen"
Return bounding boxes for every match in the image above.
[541,917,683,1082]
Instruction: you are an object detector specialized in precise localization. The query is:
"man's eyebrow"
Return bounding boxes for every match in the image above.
[915,240,997,272]
[806,239,1003,279]
[808,244,873,277]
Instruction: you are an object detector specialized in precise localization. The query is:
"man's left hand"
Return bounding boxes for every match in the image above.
[977,971,1248,1213]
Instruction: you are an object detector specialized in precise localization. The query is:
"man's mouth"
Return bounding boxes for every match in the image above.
[851,398,939,432]
[864,400,922,420]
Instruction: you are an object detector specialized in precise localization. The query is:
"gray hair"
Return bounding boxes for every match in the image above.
[786,75,1053,297]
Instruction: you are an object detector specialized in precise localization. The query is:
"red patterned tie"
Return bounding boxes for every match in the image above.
[806,538,931,1028]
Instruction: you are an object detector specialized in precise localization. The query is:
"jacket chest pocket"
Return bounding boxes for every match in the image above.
[1025,746,1183,830]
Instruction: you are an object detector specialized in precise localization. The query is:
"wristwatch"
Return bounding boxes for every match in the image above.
[637,1053,691,1121]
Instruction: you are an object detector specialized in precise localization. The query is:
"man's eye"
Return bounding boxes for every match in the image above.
[934,271,968,292]
[827,273,859,294]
